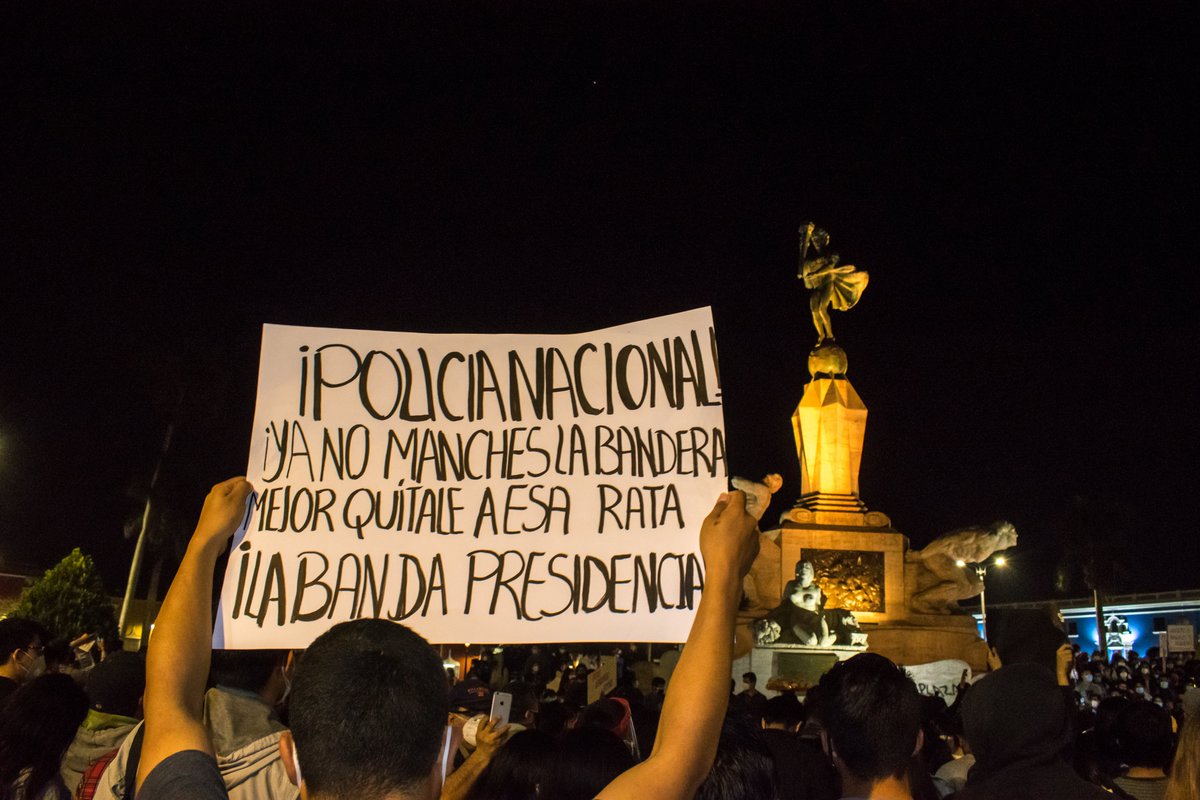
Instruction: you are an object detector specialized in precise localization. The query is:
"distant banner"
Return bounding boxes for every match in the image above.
[215,309,727,648]
[905,659,971,699]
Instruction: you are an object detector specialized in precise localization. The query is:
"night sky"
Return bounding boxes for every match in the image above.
[3,2,1197,606]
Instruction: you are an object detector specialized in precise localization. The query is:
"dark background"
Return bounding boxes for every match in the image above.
[2,2,1197,606]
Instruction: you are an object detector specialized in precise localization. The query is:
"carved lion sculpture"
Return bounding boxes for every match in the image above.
[908,522,1017,615]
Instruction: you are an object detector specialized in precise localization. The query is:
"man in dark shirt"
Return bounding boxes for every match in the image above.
[0,617,50,706]
[759,696,837,800]
[733,671,769,720]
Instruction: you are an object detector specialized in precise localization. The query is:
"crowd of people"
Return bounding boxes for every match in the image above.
[1,478,1198,800]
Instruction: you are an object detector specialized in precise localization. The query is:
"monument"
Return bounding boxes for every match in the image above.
[733,224,1008,692]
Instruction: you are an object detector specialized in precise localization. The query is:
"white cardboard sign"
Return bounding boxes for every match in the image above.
[905,659,971,699]
[215,309,727,648]
[1166,624,1196,654]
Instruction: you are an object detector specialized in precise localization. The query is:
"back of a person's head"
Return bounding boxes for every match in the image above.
[808,653,921,784]
[547,726,635,800]
[694,717,777,800]
[986,608,1067,673]
[961,663,1070,774]
[1114,700,1174,769]
[0,673,88,797]
[86,651,145,718]
[574,697,631,739]
[464,729,558,800]
[1165,709,1200,800]
[502,680,540,725]
[0,617,47,661]
[289,619,448,797]
[762,694,804,729]
[209,648,286,694]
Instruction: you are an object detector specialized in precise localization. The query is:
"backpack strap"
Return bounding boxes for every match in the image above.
[121,725,145,800]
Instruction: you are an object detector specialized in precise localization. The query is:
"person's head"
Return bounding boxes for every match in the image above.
[795,560,815,584]
[1166,708,1200,800]
[985,608,1067,674]
[546,726,635,800]
[210,648,292,705]
[85,650,146,719]
[0,617,50,685]
[694,717,777,800]
[44,639,76,673]
[808,653,922,787]
[502,680,540,727]
[284,619,449,798]
[463,729,558,800]
[1114,701,1174,771]
[742,671,757,690]
[762,694,805,731]
[962,664,1072,778]
[0,673,88,798]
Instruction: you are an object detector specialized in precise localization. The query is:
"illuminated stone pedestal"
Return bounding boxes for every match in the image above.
[731,645,863,698]
[735,341,990,676]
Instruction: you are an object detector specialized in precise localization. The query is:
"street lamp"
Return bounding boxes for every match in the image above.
[958,557,1008,644]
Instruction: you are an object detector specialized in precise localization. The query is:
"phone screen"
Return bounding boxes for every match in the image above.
[490,691,512,726]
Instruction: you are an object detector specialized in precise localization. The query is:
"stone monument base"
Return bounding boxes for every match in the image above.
[863,614,989,672]
[732,645,864,698]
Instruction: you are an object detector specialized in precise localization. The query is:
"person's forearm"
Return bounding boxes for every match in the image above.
[440,749,494,800]
[648,565,741,780]
[145,538,223,732]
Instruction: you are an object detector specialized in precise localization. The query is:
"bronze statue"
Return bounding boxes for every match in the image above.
[908,522,1018,614]
[799,222,869,344]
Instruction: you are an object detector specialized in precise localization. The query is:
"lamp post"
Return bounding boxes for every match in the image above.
[959,556,1007,644]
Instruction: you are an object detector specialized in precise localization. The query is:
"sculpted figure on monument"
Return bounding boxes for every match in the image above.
[754,559,865,647]
[908,522,1018,614]
[799,222,870,344]
[732,474,784,614]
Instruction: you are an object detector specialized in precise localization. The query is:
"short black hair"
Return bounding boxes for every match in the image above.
[808,653,922,783]
[546,726,635,800]
[742,672,757,684]
[209,649,288,693]
[0,618,49,661]
[501,680,539,722]
[695,717,777,800]
[289,619,448,796]
[763,694,805,728]
[1115,700,1174,769]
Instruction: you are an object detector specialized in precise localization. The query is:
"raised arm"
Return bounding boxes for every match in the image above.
[136,477,253,793]
[598,490,758,800]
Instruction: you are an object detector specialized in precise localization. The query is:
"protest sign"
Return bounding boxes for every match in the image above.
[905,659,971,700]
[588,656,618,704]
[214,308,728,648]
[1166,624,1196,654]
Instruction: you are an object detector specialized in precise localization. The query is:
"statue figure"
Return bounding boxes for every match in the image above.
[754,559,865,647]
[732,473,783,522]
[908,522,1018,614]
[732,474,784,614]
[798,222,870,344]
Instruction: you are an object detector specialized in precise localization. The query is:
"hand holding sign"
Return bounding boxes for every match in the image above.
[194,477,254,555]
[700,491,759,590]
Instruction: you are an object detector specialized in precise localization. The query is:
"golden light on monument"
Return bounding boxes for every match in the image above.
[733,222,1018,680]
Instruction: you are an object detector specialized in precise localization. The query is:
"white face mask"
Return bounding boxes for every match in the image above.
[18,651,46,682]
